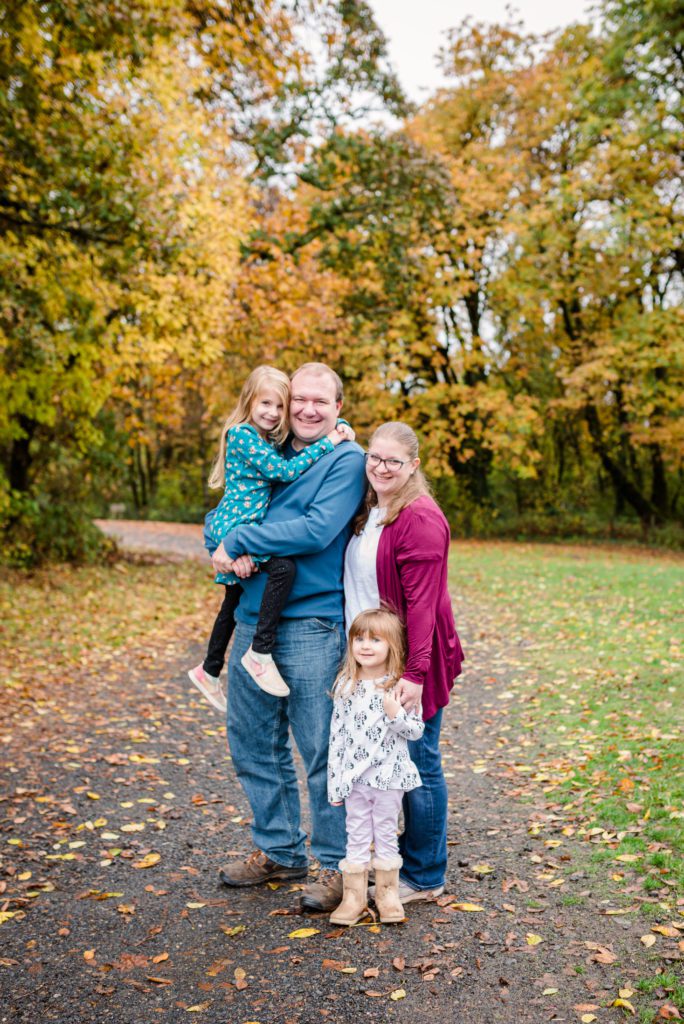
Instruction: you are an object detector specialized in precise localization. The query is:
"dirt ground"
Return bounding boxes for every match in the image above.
[0,523,673,1024]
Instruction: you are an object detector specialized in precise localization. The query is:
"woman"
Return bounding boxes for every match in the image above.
[343,421,464,901]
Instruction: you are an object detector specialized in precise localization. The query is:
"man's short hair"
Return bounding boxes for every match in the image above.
[291,363,343,403]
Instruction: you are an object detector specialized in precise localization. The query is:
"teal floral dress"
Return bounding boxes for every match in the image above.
[206,423,334,585]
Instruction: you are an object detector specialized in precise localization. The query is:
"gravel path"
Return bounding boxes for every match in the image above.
[0,523,660,1023]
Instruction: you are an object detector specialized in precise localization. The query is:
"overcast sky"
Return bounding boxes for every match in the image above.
[369,0,593,101]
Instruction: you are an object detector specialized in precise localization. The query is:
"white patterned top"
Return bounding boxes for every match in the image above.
[327,675,424,804]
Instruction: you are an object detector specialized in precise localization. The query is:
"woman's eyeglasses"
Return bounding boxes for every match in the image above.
[364,452,409,473]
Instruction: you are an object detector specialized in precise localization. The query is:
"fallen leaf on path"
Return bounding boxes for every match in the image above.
[288,928,319,939]
[132,853,160,869]
[526,933,543,946]
[640,934,656,947]
[450,903,485,912]
[612,998,636,1014]
[390,989,406,1000]
[220,924,245,937]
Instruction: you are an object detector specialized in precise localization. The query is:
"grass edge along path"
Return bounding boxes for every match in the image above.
[448,541,684,1022]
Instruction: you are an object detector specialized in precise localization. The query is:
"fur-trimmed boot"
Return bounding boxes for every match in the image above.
[329,860,369,926]
[372,856,405,924]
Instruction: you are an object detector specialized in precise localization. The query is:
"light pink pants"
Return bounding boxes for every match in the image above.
[344,784,404,864]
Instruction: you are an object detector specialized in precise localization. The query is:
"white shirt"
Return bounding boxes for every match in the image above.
[343,506,384,630]
[327,676,424,804]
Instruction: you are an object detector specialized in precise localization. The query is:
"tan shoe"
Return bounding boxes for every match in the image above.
[397,881,444,903]
[372,856,405,923]
[300,868,344,912]
[219,849,307,887]
[240,647,290,697]
[329,860,369,926]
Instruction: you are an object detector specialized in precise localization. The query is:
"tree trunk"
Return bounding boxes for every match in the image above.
[650,444,668,517]
[583,404,660,525]
[8,415,36,493]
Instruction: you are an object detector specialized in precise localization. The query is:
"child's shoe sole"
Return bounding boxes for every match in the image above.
[188,667,227,713]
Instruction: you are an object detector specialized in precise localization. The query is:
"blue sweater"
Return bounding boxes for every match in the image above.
[222,439,366,623]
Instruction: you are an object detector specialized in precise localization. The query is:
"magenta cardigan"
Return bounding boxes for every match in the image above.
[376,495,464,721]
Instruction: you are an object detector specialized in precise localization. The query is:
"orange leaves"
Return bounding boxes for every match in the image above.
[132,853,160,869]
[586,943,617,965]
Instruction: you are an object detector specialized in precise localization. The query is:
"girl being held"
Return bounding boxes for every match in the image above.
[328,608,424,926]
[189,365,351,710]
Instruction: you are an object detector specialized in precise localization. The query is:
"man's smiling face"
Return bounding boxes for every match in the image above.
[289,370,341,448]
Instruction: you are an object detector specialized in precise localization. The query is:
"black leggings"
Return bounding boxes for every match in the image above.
[203,557,295,677]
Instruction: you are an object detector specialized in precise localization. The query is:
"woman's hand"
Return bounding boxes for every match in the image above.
[394,678,423,714]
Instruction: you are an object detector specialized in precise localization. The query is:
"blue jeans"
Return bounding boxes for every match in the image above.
[226,617,347,869]
[399,709,448,890]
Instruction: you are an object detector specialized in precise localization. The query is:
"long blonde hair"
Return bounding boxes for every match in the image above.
[354,421,432,533]
[333,608,406,697]
[208,366,291,490]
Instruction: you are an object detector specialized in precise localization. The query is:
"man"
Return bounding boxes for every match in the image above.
[211,363,366,912]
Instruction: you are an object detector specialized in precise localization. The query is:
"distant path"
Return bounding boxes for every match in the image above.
[95,519,205,561]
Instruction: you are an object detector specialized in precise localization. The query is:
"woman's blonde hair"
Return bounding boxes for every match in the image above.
[208,366,291,489]
[354,421,431,533]
[332,607,406,697]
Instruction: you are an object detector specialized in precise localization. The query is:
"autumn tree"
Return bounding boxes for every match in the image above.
[0,0,406,561]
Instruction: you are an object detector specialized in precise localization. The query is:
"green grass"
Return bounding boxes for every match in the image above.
[449,541,684,897]
[636,972,684,1022]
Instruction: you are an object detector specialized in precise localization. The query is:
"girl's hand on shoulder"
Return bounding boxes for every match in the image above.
[395,678,423,714]
[383,689,402,719]
[327,423,355,446]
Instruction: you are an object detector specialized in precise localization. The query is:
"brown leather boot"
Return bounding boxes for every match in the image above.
[299,868,344,912]
[219,849,307,887]
[329,860,369,926]
[372,856,405,923]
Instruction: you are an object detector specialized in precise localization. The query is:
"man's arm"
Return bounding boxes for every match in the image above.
[222,448,366,559]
